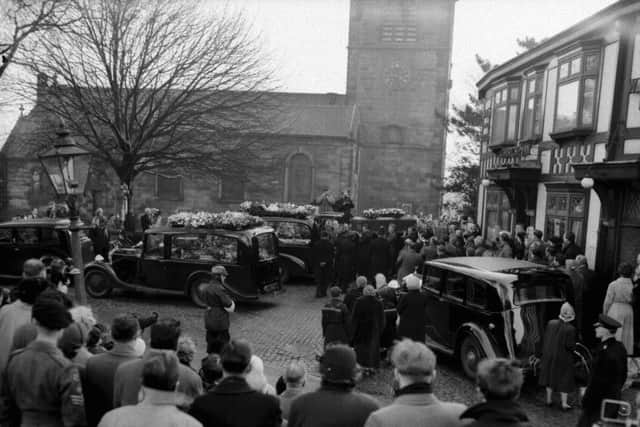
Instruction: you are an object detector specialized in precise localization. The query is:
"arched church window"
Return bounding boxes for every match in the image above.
[286,153,313,204]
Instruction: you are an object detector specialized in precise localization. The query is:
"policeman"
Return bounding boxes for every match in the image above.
[0,294,85,426]
[578,314,627,427]
[203,265,235,355]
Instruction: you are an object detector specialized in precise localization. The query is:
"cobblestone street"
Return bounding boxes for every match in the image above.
[88,281,603,426]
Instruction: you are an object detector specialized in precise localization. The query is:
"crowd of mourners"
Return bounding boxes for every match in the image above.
[1,214,640,426]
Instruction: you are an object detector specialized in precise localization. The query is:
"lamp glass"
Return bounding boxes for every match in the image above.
[580,177,594,189]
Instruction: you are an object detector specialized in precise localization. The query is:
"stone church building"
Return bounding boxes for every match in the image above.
[0,0,455,221]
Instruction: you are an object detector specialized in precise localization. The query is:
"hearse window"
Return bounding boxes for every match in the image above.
[445,272,466,301]
[0,229,12,243]
[171,234,238,264]
[467,279,487,308]
[256,233,277,261]
[145,234,164,258]
[513,274,566,305]
[424,266,443,292]
[274,222,311,241]
[15,228,39,245]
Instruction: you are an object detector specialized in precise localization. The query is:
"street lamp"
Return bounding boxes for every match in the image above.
[38,122,92,304]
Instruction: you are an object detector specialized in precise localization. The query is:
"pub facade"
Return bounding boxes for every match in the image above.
[477,0,640,277]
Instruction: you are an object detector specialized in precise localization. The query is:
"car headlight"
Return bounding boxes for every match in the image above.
[95,255,104,262]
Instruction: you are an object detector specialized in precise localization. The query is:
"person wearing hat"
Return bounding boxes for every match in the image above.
[0,294,85,427]
[321,286,351,348]
[311,230,335,298]
[288,344,379,426]
[364,339,467,427]
[538,302,577,410]
[460,358,530,427]
[189,339,282,427]
[203,265,235,355]
[578,314,628,427]
[98,352,202,427]
[397,274,429,343]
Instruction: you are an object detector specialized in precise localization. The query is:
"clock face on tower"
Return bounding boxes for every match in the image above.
[383,62,410,90]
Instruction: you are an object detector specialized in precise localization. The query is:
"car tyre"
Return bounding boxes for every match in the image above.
[460,335,486,379]
[85,269,113,298]
[189,276,210,308]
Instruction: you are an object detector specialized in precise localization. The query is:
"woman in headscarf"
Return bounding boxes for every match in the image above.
[351,285,385,375]
[603,262,635,355]
[245,355,277,396]
[397,274,429,343]
[539,302,577,410]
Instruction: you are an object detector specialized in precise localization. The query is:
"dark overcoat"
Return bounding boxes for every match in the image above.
[369,237,391,277]
[356,233,372,277]
[377,286,398,349]
[335,233,358,288]
[397,290,429,342]
[579,337,627,427]
[538,319,576,392]
[351,295,385,368]
[311,238,334,271]
[321,298,350,346]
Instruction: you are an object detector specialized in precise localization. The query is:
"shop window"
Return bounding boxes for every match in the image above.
[485,189,512,242]
[489,82,520,148]
[156,174,183,201]
[521,72,544,141]
[545,191,586,246]
[552,49,600,136]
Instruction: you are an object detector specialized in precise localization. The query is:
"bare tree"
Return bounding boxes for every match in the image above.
[16,0,278,218]
[0,0,71,80]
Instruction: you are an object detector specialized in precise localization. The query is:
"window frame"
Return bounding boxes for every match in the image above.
[552,48,601,137]
[544,188,588,246]
[520,71,544,142]
[489,80,521,148]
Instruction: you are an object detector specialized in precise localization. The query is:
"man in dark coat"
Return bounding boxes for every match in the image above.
[562,232,583,262]
[335,228,358,291]
[578,314,628,427]
[189,339,282,427]
[351,285,385,372]
[397,275,429,343]
[357,230,372,279]
[574,256,596,346]
[288,345,379,427]
[311,231,335,298]
[203,266,235,354]
[321,287,350,348]
[460,358,530,427]
[84,314,141,427]
[369,229,391,278]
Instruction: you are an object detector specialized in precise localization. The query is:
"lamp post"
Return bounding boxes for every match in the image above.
[38,123,92,304]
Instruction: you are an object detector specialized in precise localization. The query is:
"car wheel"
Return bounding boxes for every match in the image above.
[460,335,486,379]
[280,264,291,284]
[85,270,113,298]
[189,276,210,308]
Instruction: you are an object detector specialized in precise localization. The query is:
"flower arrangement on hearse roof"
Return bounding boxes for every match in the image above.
[362,208,407,219]
[240,201,317,219]
[167,211,264,230]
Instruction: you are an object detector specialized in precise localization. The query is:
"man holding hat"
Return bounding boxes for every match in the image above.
[203,265,235,355]
[365,339,466,427]
[0,294,85,427]
[288,344,379,426]
[578,314,627,427]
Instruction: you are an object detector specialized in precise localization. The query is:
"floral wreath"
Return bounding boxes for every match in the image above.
[240,201,317,219]
[362,208,407,219]
[167,211,264,230]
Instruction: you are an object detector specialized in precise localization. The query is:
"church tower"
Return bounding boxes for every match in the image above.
[347,0,455,215]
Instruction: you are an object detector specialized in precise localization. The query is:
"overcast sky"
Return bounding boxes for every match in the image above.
[0,0,620,146]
